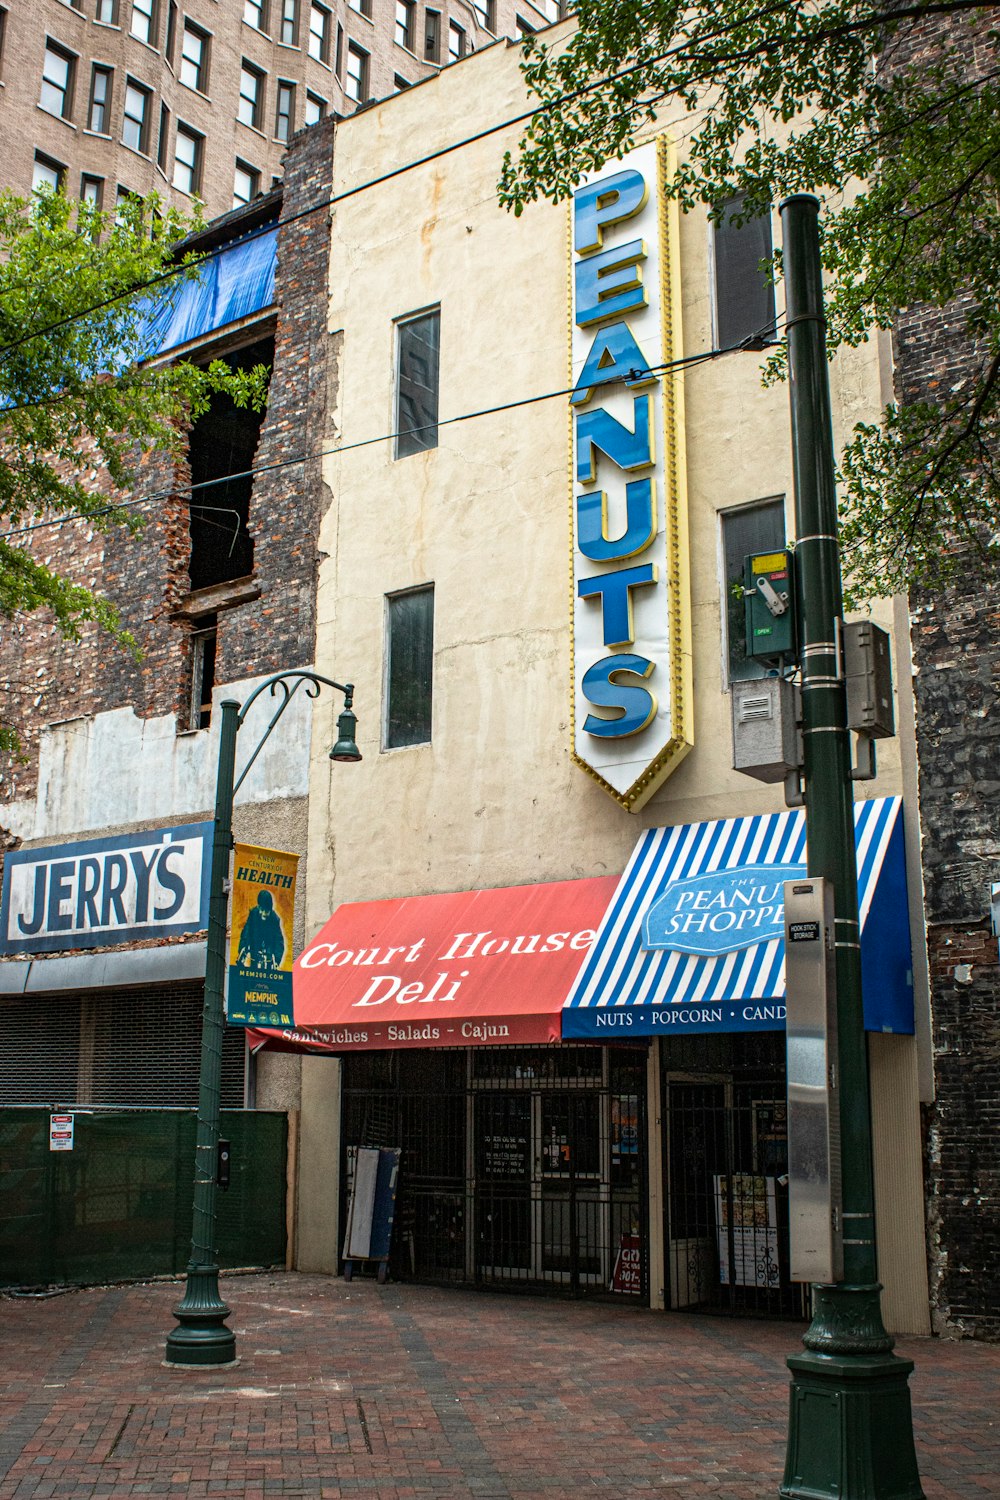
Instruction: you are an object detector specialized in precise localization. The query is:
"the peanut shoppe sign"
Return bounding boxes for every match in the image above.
[570,138,693,811]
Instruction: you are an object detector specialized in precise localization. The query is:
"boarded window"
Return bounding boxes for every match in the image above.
[385,586,434,748]
[721,497,785,683]
[714,195,776,349]
[395,310,440,459]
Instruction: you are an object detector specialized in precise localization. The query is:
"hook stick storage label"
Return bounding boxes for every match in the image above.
[227,843,299,1027]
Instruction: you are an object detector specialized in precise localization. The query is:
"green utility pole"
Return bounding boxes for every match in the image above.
[165,697,240,1366]
[164,672,361,1367]
[778,195,923,1499]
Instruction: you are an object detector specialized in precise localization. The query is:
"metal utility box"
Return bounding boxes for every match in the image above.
[784,877,843,1284]
[743,550,797,665]
[731,677,801,783]
[844,620,894,739]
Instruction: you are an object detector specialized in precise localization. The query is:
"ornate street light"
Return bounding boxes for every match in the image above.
[165,671,360,1366]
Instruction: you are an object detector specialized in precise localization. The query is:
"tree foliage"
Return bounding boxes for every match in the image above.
[498,0,1000,599]
[0,188,268,673]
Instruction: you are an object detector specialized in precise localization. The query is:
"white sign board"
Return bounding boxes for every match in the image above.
[569,138,692,810]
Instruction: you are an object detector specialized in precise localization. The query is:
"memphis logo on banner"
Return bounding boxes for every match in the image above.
[227,843,299,1028]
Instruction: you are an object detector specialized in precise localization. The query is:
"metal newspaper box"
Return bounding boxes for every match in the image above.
[783,877,843,1283]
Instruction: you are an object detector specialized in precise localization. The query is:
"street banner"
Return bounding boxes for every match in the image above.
[227,844,299,1028]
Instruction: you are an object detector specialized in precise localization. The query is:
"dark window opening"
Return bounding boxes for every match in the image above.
[385,585,433,748]
[189,615,217,728]
[714,193,777,349]
[395,308,440,458]
[721,496,785,684]
[187,337,271,590]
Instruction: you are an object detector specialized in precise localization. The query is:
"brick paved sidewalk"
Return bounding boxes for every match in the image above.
[0,1273,997,1499]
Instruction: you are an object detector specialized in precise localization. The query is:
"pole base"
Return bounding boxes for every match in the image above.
[781,1285,924,1499]
[164,1266,236,1367]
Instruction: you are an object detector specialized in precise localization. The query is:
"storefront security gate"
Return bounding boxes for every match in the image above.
[341,1046,647,1299]
[661,1032,808,1318]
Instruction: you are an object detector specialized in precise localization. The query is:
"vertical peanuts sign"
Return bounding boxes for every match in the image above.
[227,844,299,1027]
[570,137,693,811]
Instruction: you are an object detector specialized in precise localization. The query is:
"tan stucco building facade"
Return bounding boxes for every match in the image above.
[260,30,932,1335]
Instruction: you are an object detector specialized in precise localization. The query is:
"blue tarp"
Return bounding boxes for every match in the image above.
[141,226,277,359]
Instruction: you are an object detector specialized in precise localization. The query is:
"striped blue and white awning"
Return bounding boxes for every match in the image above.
[562,796,913,1040]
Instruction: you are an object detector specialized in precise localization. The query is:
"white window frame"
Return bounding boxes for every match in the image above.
[308,1,329,61]
[179,22,208,92]
[172,121,202,194]
[344,40,367,102]
[238,61,264,128]
[122,78,151,153]
[130,0,156,46]
[40,42,75,119]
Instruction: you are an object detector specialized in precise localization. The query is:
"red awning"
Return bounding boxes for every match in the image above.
[252,876,618,1052]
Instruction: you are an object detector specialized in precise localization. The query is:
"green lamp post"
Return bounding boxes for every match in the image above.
[778,195,922,1498]
[164,670,361,1367]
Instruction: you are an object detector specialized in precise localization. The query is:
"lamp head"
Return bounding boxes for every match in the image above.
[330,702,362,763]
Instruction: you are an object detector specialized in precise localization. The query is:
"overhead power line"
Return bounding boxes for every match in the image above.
[0,323,783,544]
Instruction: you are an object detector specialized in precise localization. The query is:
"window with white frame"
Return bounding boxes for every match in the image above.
[303,90,325,124]
[173,122,202,194]
[713,193,777,350]
[122,78,151,151]
[179,22,209,91]
[243,0,268,32]
[130,0,157,46]
[394,0,414,50]
[233,158,260,205]
[238,62,264,128]
[395,309,440,458]
[87,64,113,132]
[275,80,294,141]
[384,587,434,749]
[345,40,367,102]
[40,42,75,119]
[308,2,329,60]
[279,0,297,44]
[720,497,786,683]
[32,153,65,194]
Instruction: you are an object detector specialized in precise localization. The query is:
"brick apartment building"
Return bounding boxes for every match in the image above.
[0,117,339,1110]
[0,0,556,220]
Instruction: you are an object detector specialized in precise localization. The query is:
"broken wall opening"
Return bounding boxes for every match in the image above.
[187,336,273,591]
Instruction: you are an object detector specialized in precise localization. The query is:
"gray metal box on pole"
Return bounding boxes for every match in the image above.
[784,876,843,1284]
[731,677,802,783]
[844,620,894,739]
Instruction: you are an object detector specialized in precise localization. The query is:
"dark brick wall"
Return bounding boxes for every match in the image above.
[886,17,1000,1339]
[217,116,337,686]
[0,118,336,841]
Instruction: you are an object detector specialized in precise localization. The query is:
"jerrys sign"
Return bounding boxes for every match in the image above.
[0,823,212,955]
[571,139,693,811]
